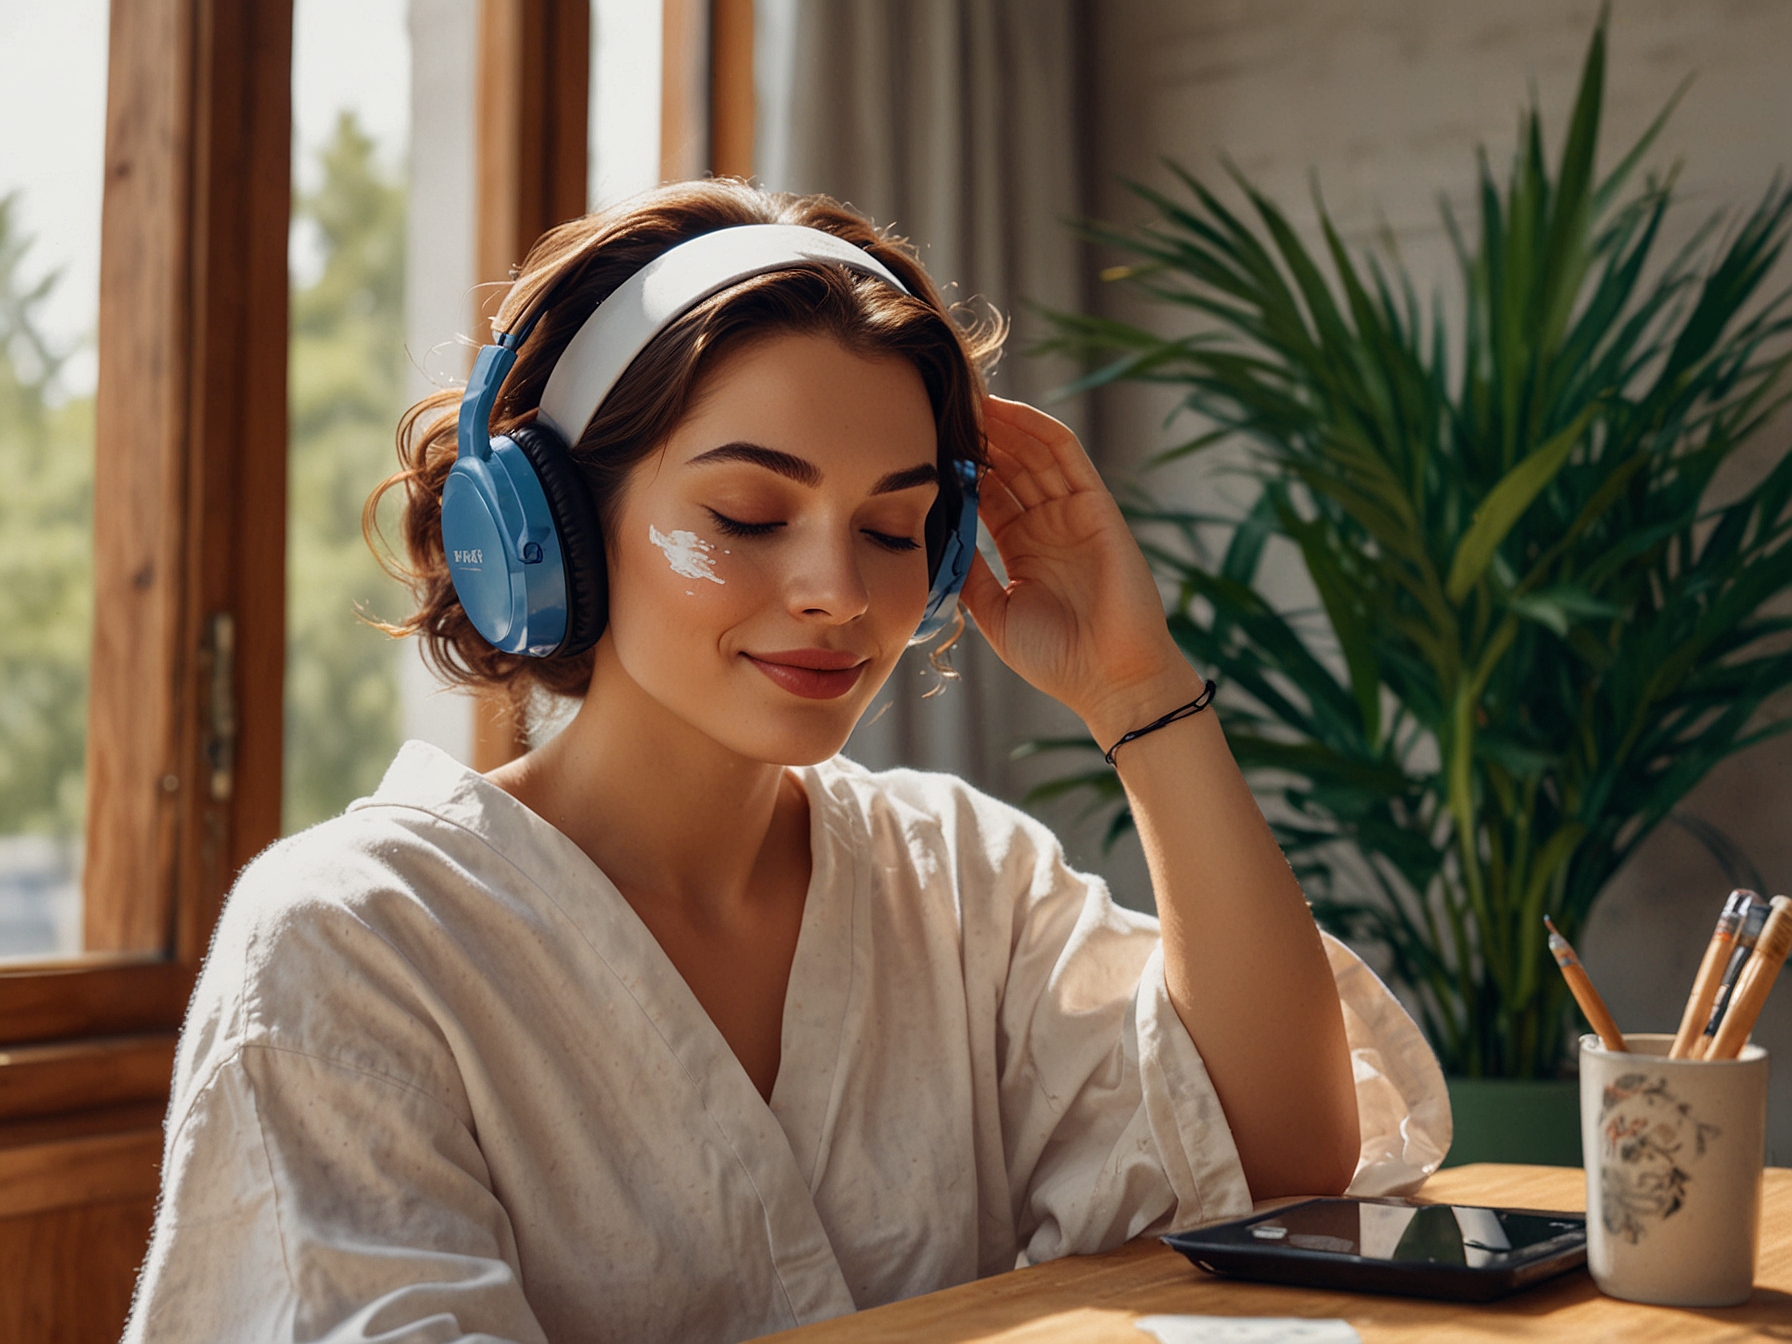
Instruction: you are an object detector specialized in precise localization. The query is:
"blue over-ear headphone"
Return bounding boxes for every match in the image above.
[442,224,980,658]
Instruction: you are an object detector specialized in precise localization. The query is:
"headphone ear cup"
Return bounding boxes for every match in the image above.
[912,459,979,643]
[922,459,961,584]
[506,421,608,656]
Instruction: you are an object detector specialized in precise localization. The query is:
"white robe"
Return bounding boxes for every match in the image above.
[125,742,1448,1344]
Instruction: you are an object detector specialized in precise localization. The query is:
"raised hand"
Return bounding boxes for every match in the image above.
[959,396,1198,739]
[963,400,1359,1201]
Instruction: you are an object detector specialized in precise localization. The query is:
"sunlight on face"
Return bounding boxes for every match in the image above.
[605,332,940,765]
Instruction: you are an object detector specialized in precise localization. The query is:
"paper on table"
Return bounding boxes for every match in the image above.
[1134,1316,1361,1344]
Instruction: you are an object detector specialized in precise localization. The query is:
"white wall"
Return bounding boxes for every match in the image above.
[591,0,662,209]
[1083,0,1792,1155]
[400,0,480,764]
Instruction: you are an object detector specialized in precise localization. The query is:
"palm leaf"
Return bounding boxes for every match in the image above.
[1031,10,1792,1077]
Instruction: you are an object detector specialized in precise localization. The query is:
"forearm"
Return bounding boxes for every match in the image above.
[962,396,1359,1197]
[1086,669,1360,1200]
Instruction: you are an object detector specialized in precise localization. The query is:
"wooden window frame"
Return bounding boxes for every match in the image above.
[0,4,292,1311]
[0,0,754,1182]
[708,0,754,181]
[0,0,291,1064]
[660,0,754,185]
[0,2,752,1330]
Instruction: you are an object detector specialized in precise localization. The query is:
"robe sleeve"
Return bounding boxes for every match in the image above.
[126,1043,550,1344]
[986,815,1449,1263]
[124,825,554,1344]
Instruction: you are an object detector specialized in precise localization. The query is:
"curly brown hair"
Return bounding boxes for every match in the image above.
[366,179,1003,709]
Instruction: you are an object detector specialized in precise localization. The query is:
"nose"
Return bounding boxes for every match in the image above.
[784,522,870,624]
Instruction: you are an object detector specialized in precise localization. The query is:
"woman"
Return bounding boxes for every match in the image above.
[126,181,1446,1343]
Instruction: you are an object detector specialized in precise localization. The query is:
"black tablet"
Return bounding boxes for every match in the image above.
[1162,1197,1586,1302]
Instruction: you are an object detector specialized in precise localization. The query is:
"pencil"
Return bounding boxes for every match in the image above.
[1545,916,1627,1052]
[1670,890,1754,1058]
[1693,895,1772,1059]
[1709,896,1792,1060]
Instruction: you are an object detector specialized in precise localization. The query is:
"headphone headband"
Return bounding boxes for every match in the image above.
[535,224,911,446]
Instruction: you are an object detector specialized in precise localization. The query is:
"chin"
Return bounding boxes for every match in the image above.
[720,709,861,768]
[713,657,900,767]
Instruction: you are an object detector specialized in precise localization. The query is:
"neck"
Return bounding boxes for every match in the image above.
[488,639,804,913]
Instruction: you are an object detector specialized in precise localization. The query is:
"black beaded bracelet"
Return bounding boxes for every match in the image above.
[1102,679,1218,766]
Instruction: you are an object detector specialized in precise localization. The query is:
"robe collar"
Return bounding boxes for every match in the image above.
[361,740,867,1327]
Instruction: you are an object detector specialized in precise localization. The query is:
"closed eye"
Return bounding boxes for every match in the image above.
[865,530,921,553]
[706,509,783,538]
[710,508,920,554]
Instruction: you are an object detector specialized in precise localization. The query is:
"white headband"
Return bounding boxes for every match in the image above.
[535,224,913,444]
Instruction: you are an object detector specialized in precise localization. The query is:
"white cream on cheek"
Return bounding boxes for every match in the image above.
[648,524,727,586]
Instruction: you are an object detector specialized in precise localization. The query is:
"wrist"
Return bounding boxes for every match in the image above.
[1078,660,1209,753]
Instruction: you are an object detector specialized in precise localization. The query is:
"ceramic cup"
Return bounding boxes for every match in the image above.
[1580,1032,1767,1306]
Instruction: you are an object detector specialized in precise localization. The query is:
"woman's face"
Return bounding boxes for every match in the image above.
[603,331,942,766]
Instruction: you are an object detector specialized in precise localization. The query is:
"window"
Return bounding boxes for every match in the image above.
[0,5,755,1335]
[0,5,294,1337]
[0,1,110,962]
[0,0,293,1050]
[285,0,415,832]
[0,0,756,1035]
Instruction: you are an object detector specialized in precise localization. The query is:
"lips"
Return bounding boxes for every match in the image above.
[744,648,869,700]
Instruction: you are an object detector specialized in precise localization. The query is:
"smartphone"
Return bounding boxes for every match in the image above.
[1162,1197,1586,1302]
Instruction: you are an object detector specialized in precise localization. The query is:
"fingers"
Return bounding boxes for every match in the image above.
[983,396,1107,496]
[974,456,1026,535]
[984,436,1058,509]
[958,549,1007,636]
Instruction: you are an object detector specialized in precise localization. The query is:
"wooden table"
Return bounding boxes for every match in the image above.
[763,1165,1792,1341]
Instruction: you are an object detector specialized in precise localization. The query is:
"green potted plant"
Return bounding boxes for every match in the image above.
[1033,14,1792,1162]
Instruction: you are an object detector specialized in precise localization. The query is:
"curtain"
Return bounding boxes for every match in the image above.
[754,0,1092,798]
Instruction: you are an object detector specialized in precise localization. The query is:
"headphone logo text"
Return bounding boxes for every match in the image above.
[452,548,483,566]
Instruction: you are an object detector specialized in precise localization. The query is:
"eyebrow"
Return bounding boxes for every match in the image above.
[685,442,938,495]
